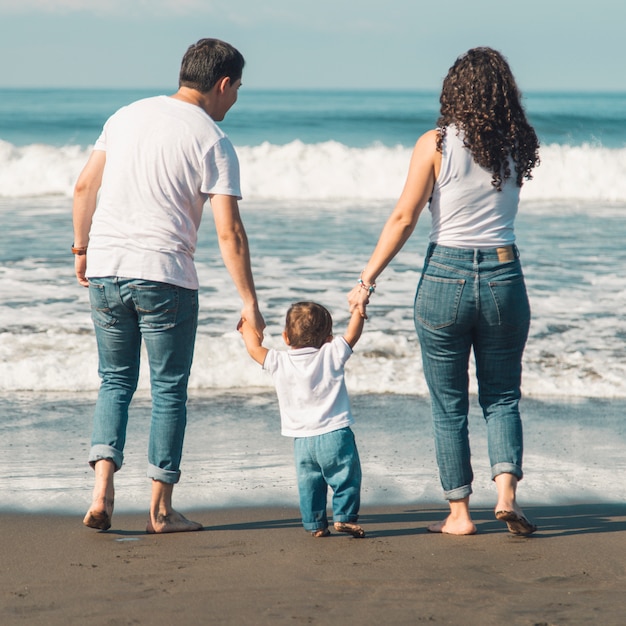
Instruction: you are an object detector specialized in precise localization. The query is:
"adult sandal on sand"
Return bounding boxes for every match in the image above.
[146,512,203,534]
[334,522,365,538]
[495,510,537,536]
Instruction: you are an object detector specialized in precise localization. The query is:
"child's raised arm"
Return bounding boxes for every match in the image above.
[343,307,365,349]
[238,318,269,365]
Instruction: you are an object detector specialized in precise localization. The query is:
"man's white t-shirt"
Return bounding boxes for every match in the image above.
[86,96,241,290]
[263,337,355,438]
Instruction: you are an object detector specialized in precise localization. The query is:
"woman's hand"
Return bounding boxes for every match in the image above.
[348,283,370,319]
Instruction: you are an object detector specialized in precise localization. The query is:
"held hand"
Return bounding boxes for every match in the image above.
[237,317,255,342]
[238,312,269,365]
[347,284,370,320]
[240,305,265,340]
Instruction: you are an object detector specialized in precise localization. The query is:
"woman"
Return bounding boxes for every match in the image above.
[348,48,539,535]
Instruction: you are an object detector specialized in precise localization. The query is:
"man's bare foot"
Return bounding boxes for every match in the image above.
[146,510,203,534]
[84,459,116,530]
[83,498,114,531]
[428,516,477,535]
[334,521,365,538]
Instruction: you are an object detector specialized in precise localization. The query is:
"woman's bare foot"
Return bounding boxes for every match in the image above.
[428,496,476,535]
[333,521,365,538]
[428,516,477,535]
[146,510,203,534]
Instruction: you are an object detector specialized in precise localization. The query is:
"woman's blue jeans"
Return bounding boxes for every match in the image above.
[294,427,362,532]
[414,244,530,501]
[88,277,198,484]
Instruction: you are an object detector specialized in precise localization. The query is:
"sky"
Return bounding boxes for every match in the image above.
[0,0,624,92]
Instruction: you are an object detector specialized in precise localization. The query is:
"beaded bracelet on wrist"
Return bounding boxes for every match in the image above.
[358,278,376,295]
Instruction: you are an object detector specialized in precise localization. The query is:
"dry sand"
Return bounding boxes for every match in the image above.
[1,503,625,625]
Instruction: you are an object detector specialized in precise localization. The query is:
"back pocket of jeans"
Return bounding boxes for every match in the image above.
[487,277,530,328]
[414,275,465,329]
[88,281,117,329]
[131,284,179,330]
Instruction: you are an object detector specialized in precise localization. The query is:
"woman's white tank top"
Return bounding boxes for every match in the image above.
[428,125,520,248]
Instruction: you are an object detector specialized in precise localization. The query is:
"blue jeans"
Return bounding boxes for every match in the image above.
[293,428,362,532]
[88,277,198,484]
[414,244,530,500]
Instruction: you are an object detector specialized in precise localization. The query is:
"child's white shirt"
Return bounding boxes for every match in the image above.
[263,336,354,437]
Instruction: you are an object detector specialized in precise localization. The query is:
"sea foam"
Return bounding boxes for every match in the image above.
[1,139,626,202]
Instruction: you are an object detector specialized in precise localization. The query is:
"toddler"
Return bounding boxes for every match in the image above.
[239,301,365,538]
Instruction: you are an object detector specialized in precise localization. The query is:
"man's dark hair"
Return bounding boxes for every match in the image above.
[179,38,245,93]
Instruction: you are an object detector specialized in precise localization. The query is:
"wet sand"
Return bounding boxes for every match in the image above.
[1,502,625,625]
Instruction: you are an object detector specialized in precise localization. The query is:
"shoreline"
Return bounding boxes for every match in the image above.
[2,392,626,514]
[2,503,626,625]
[2,393,625,623]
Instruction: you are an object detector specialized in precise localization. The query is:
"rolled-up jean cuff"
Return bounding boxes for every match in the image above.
[303,521,328,532]
[443,484,473,501]
[147,464,181,484]
[333,514,359,523]
[491,463,523,481]
[88,445,123,471]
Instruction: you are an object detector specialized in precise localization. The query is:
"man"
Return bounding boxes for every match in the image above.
[73,38,264,533]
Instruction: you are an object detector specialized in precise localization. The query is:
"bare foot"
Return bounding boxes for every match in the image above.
[146,510,203,534]
[83,497,114,531]
[334,521,365,538]
[428,516,477,535]
[311,528,330,538]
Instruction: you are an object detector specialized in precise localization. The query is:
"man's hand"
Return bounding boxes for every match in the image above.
[75,254,89,287]
[240,304,265,340]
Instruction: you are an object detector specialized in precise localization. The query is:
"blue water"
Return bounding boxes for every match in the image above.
[0,87,625,513]
[527,92,626,148]
[1,86,625,398]
[1,88,625,148]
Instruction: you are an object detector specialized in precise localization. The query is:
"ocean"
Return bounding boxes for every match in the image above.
[1,88,625,514]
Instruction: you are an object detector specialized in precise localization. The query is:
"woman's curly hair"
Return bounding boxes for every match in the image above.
[437,47,540,190]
